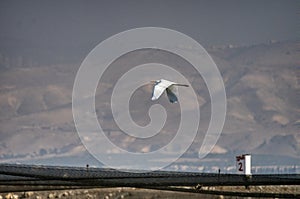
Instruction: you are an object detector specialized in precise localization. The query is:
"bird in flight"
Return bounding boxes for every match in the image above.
[151,79,189,103]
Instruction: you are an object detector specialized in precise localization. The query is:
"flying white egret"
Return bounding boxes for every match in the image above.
[151,79,189,103]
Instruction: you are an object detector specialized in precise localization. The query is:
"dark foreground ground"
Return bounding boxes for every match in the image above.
[0,165,299,198]
[0,185,299,199]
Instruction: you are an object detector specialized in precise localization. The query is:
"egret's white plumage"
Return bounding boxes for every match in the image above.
[151,79,189,103]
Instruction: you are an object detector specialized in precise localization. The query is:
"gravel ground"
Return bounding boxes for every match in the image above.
[0,186,299,199]
[0,187,209,199]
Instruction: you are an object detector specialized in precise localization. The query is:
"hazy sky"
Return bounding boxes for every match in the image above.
[0,0,298,62]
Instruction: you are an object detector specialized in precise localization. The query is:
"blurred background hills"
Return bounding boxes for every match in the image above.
[0,40,299,170]
[0,1,298,172]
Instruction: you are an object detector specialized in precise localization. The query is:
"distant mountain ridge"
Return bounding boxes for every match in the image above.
[0,40,299,166]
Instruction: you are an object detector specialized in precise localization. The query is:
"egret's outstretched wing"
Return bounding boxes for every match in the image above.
[151,79,175,101]
[151,84,166,100]
[166,85,178,103]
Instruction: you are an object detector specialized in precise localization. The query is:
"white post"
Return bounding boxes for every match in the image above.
[244,154,251,175]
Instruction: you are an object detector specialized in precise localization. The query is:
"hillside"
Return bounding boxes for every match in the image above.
[0,40,299,169]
